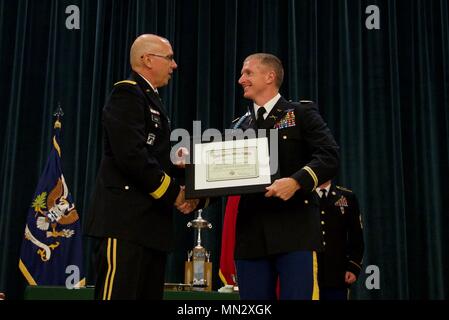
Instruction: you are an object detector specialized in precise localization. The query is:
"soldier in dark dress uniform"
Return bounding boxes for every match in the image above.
[85,34,202,300]
[316,180,364,300]
[233,53,340,300]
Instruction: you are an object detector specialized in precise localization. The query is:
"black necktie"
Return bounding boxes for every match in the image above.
[320,189,327,199]
[256,107,266,129]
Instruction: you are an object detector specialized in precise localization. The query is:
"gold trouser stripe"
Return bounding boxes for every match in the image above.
[107,239,117,300]
[312,251,320,300]
[19,259,37,285]
[102,238,117,300]
[150,173,171,199]
[204,198,210,209]
[114,80,137,86]
[303,166,318,191]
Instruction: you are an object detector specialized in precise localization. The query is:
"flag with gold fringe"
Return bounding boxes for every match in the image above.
[19,115,84,287]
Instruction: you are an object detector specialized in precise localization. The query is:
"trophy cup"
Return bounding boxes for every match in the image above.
[184,209,213,291]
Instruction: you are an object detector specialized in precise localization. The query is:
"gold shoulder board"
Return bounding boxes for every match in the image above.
[336,185,353,193]
[114,80,137,86]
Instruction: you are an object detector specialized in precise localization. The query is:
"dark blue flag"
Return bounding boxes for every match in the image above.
[19,119,85,287]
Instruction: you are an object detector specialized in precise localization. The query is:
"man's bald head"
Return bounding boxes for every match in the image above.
[130,34,170,70]
[129,34,177,88]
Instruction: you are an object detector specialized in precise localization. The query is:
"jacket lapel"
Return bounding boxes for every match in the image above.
[326,184,338,206]
[131,72,168,119]
[263,97,289,129]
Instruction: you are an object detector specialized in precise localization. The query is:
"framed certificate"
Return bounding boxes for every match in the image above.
[185,137,278,198]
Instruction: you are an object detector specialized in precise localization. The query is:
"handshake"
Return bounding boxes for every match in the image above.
[173,147,199,214]
[175,186,200,214]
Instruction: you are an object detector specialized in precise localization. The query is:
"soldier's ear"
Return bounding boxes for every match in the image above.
[266,70,275,85]
[141,54,153,69]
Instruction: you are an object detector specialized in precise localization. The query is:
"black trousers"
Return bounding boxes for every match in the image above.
[93,237,167,300]
[319,287,348,300]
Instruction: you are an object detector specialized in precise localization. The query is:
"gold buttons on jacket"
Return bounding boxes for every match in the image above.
[304,200,309,204]
[124,186,130,190]
[321,210,325,215]
[321,221,325,225]
[283,135,287,140]
[323,241,326,246]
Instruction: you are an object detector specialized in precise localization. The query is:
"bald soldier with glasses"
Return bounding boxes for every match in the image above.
[85,34,203,300]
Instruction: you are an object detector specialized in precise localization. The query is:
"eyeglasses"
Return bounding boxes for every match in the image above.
[141,53,175,62]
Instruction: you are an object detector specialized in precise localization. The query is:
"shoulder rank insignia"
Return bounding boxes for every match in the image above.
[274,109,296,129]
[336,185,353,193]
[114,80,137,86]
[299,100,314,104]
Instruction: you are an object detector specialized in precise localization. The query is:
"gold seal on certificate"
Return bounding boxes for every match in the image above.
[185,137,278,198]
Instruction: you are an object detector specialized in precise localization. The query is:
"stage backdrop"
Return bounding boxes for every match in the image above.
[1,0,448,299]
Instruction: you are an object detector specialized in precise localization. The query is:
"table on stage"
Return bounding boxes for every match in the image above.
[23,286,240,300]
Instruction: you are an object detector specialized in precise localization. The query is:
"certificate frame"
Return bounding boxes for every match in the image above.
[185,137,278,199]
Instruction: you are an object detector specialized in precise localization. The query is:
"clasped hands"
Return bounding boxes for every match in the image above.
[175,186,199,214]
[173,147,199,213]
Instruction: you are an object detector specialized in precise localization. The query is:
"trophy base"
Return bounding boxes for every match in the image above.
[164,283,193,292]
[184,261,212,292]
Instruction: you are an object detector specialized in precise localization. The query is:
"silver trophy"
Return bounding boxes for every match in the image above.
[185,209,213,290]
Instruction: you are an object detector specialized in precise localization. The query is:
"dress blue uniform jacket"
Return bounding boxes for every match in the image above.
[233,97,340,259]
[85,72,182,252]
[317,184,364,288]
